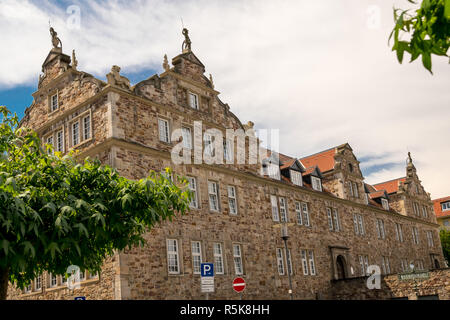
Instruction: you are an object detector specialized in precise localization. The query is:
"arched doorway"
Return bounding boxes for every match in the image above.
[336,255,347,280]
[434,259,440,269]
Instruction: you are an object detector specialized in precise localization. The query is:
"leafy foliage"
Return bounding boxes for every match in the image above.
[0,106,192,294]
[390,0,450,73]
[440,229,450,265]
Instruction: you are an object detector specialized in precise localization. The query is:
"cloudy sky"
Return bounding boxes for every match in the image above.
[0,0,449,198]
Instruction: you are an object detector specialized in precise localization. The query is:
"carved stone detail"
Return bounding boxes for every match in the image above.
[106,66,131,90]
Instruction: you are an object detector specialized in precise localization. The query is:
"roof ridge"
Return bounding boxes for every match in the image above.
[373,177,406,186]
[299,146,338,160]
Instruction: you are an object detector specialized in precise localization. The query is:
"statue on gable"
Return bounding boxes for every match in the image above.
[106,65,131,90]
[182,28,192,53]
[50,27,62,49]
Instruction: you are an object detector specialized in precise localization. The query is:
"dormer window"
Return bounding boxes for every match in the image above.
[50,93,59,112]
[381,198,389,211]
[442,202,450,212]
[291,170,303,187]
[188,92,199,110]
[311,176,322,192]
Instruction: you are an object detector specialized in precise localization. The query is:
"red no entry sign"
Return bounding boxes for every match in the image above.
[233,277,246,293]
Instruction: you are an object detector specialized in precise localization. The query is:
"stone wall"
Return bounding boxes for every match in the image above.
[330,268,450,300]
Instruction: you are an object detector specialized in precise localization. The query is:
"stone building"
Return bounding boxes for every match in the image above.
[7,28,447,300]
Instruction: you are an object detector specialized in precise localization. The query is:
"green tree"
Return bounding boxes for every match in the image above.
[390,0,450,73]
[0,106,192,300]
[440,229,450,265]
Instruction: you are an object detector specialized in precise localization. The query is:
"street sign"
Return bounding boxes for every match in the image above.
[201,263,215,294]
[398,271,430,281]
[233,277,246,293]
[201,263,214,277]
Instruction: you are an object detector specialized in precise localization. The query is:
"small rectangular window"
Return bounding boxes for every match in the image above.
[83,115,91,140]
[214,243,224,274]
[301,250,309,275]
[49,273,58,288]
[188,177,199,209]
[191,241,202,275]
[182,127,192,149]
[327,208,334,231]
[228,186,238,215]
[167,239,180,274]
[412,227,420,245]
[276,248,285,276]
[224,140,233,163]
[295,202,303,225]
[333,209,340,231]
[271,195,280,222]
[291,170,303,187]
[158,119,170,143]
[233,244,244,275]
[72,121,80,146]
[302,203,310,227]
[353,182,359,198]
[427,231,434,247]
[309,251,316,276]
[204,133,214,157]
[208,181,220,212]
[312,177,322,192]
[376,219,386,239]
[358,215,365,235]
[46,135,54,154]
[51,94,58,112]
[396,223,404,242]
[56,130,64,153]
[35,275,42,291]
[189,92,199,110]
[279,197,288,223]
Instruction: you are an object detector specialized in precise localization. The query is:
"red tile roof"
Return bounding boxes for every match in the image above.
[300,148,336,173]
[369,190,387,200]
[373,178,406,194]
[433,196,450,218]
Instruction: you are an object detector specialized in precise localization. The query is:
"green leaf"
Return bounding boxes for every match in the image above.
[23,241,36,258]
[422,52,433,73]
[1,240,10,256]
[45,242,61,260]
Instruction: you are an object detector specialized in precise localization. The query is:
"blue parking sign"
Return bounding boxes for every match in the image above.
[201,263,214,277]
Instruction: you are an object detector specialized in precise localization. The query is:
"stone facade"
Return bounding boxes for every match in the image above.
[7,29,447,300]
[331,269,450,300]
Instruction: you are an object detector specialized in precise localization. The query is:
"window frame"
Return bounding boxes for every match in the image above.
[208,181,220,212]
[188,91,200,110]
[279,197,288,223]
[233,244,244,275]
[158,118,171,143]
[187,177,199,209]
[191,241,203,275]
[271,195,280,222]
[182,126,193,150]
[50,92,59,113]
[291,170,303,187]
[228,186,238,215]
[276,248,285,276]
[311,176,322,192]
[213,243,225,275]
[167,239,181,275]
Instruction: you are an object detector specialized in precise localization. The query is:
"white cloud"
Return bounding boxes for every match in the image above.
[0,0,449,198]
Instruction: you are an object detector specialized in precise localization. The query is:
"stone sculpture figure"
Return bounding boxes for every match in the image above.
[106,65,131,90]
[182,28,192,53]
[50,27,62,49]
